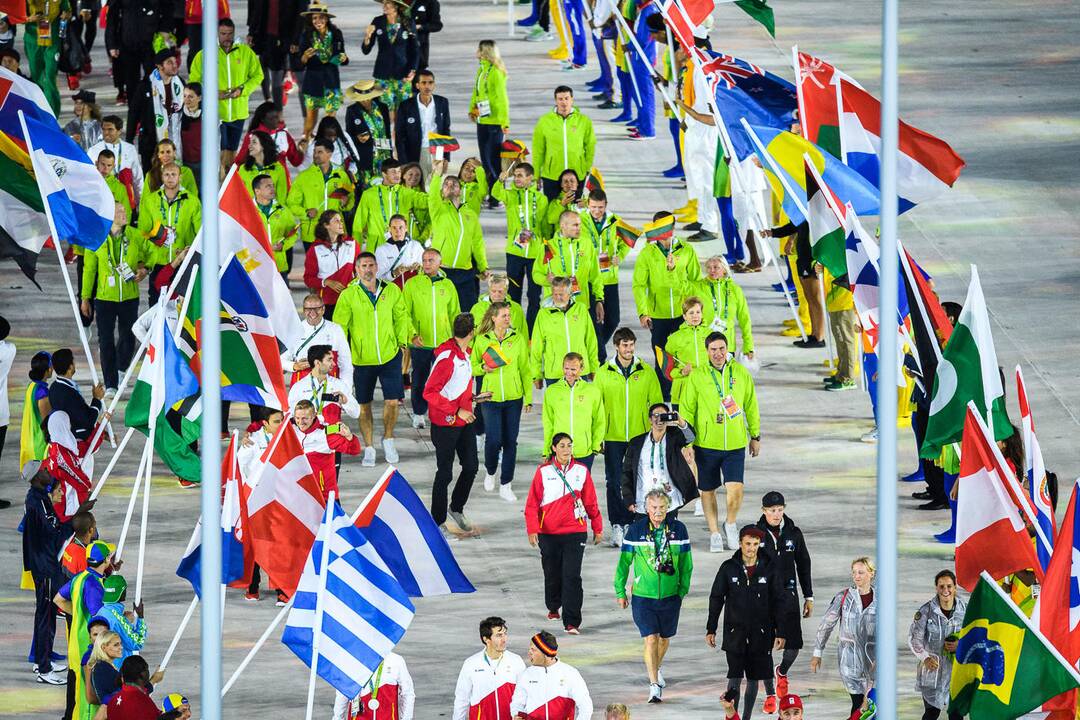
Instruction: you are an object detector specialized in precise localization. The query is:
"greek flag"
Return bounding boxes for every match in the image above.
[282,501,415,699]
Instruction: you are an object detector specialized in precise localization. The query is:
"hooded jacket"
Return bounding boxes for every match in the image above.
[707,549,787,654]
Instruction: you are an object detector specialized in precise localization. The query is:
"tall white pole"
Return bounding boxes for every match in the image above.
[305,492,336,720]
[113,438,152,560]
[133,440,153,603]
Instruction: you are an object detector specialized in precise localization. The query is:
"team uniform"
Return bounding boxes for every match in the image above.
[452,649,526,720]
[509,659,593,720]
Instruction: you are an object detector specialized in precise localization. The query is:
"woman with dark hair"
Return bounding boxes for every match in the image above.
[297,2,349,138]
[236,102,306,176]
[524,432,603,634]
[237,130,288,201]
[543,169,582,233]
[306,115,360,178]
[908,569,965,720]
[998,424,1024,484]
[400,162,430,241]
[19,351,52,472]
[303,209,358,320]
[143,139,198,195]
[361,0,419,126]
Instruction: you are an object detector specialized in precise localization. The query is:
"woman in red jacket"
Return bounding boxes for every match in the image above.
[525,432,604,635]
[303,210,358,320]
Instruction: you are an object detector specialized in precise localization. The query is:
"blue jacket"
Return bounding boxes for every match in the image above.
[97,602,147,659]
[22,485,72,579]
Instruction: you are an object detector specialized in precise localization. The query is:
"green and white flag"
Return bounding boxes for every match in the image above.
[805,157,847,279]
[920,265,1012,459]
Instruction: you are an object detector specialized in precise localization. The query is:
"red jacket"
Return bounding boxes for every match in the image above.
[524,460,603,536]
[304,238,360,307]
[185,0,230,24]
[423,338,474,427]
[293,418,361,501]
[106,684,160,720]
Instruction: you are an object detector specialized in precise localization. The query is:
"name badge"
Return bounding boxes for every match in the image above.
[375,138,392,151]
[711,317,728,332]
[720,395,742,421]
[598,252,612,272]
[476,100,492,118]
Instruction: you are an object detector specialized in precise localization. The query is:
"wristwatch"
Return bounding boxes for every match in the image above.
[751,435,761,441]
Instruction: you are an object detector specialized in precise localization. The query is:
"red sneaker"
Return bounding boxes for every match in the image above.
[775,665,789,697]
[178,479,197,489]
[82,60,92,75]
[244,591,259,601]
[547,611,560,620]
[276,591,289,607]
[762,694,778,714]
[565,626,580,635]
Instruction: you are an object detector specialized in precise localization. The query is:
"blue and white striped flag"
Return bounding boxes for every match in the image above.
[21,112,115,251]
[282,501,415,699]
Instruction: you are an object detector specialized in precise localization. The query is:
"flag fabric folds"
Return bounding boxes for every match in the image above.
[615,219,641,248]
[1016,367,1054,573]
[658,0,714,56]
[653,347,679,381]
[843,207,909,361]
[949,572,1080,719]
[804,159,847,279]
[732,0,774,37]
[481,345,509,370]
[794,49,846,158]
[427,133,460,152]
[1033,479,1080,686]
[282,501,415,699]
[353,468,475,597]
[499,139,528,159]
[642,215,675,242]
[583,167,604,194]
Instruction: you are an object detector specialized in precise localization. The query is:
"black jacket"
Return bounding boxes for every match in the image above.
[755,514,813,602]
[394,94,450,164]
[706,550,787,654]
[246,0,306,51]
[105,0,165,51]
[344,100,392,179]
[360,15,419,80]
[48,378,102,442]
[23,486,73,579]
[409,0,442,37]
[620,426,700,511]
[126,75,182,168]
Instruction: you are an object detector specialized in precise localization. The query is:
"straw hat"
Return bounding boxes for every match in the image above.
[374,0,411,7]
[302,1,336,17]
[345,80,385,103]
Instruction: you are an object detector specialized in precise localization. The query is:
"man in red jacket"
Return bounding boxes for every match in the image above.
[422,313,480,536]
[106,656,161,720]
[292,399,361,501]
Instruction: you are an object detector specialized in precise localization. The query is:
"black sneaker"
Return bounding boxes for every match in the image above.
[793,338,826,348]
[597,100,621,110]
[917,499,950,511]
[683,221,703,232]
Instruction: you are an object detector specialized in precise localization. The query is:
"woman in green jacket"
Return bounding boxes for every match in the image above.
[471,302,532,501]
[468,40,509,208]
[400,162,431,242]
[236,130,289,203]
[142,139,198,197]
[690,255,755,359]
[664,296,710,406]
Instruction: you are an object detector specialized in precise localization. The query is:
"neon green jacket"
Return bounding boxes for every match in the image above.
[81,227,147,303]
[469,59,509,128]
[530,300,599,380]
[402,272,460,348]
[689,277,754,353]
[632,240,702,320]
[257,200,299,272]
[471,328,532,403]
[679,360,760,451]
[460,165,489,217]
[427,173,487,271]
[189,43,264,122]
[238,161,289,207]
[136,187,201,266]
[470,295,528,343]
[104,174,132,220]
[531,234,601,306]
[542,378,605,456]
[593,358,662,443]
[578,209,631,285]
[664,321,710,405]
[352,183,428,250]
[141,165,198,198]
[286,164,355,246]
[531,108,596,182]
[333,280,410,366]
[491,181,549,259]
[614,519,693,600]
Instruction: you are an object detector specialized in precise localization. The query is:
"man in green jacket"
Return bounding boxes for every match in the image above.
[531,86,596,199]
[632,212,702,400]
[491,161,548,328]
[470,274,528,343]
[403,248,461,422]
[679,331,761,553]
[531,210,603,315]
[137,163,201,306]
[351,159,428,251]
[594,327,662,536]
[189,18,264,174]
[530,277,599,384]
[287,140,355,249]
[252,173,299,282]
[428,158,488,312]
[541,352,605,469]
[80,204,148,394]
[333,252,411,467]
[579,189,631,362]
[95,150,132,221]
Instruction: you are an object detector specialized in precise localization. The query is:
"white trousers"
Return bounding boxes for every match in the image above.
[683,118,720,232]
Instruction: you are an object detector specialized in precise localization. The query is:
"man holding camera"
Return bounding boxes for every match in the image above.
[613,490,693,704]
[286,344,360,426]
[620,402,699,526]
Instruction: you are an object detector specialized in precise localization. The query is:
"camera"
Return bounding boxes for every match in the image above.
[321,393,339,402]
[659,412,679,424]
[655,558,675,576]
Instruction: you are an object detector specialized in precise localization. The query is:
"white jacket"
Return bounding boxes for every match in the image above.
[509,660,592,720]
[281,318,352,378]
[375,240,425,284]
[87,139,145,203]
[286,372,360,420]
[452,649,526,720]
[332,652,415,720]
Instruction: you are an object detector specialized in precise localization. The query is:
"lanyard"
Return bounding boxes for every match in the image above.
[387,242,410,272]
[309,375,328,413]
[106,232,127,272]
[652,523,670,559]
[551,462,581,507]
[482,652,503,673]
[583,214,609,253]
[365,661,385,700]
[709,281,730,320]
[708,363,735,399]
[557,239,577,277]
[378,185,398,227]
[646,434,665,473]
[362,281,384,307]
[516,189,537,230]
[294,320,326,359]
[160,192,182,227]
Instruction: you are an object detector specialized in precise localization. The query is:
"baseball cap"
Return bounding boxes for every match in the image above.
[86,540,112,566]
[102,574,127,603]
[779,694,803,711]
[162,694,189,711]
[761,491,786,508]
[739,525,765,541]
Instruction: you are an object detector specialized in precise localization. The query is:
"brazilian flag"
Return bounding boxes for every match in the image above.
[949,573,1079,718]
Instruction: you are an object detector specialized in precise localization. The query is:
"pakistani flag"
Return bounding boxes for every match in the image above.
[125,298,202,482]
[920,265,1012,459]
[805,158,847,279]
[734,0,775,37]
[949,572,1080,718]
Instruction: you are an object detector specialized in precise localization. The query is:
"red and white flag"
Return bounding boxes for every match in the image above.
[243,421,326,595]
[955,403,1042,591]
[658,0,714,55]
[223,437,257,590]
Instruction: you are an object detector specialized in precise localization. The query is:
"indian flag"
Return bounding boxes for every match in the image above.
[615,219,641,249]
[427,134,460,153]
[804,158,847,279]
[481,345,510,370]
[642,215,675,242]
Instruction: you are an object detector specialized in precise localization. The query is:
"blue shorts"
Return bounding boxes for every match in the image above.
[631,594,682,638]
[220,120,246,151]
[695,447,746,491]
[352,352,405,404]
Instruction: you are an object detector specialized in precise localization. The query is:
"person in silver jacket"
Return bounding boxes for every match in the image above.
[810,556,877,720]
[908,569,966,720]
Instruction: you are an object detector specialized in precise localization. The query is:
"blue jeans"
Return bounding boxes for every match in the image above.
[481,399,522,484]
[603,440,635,526]
[410,347,434,415]
[506,254,541,332]
[595,283,620,364]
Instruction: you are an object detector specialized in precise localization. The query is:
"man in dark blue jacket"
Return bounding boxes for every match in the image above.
[47,349,106,441]
[394,69,451,171]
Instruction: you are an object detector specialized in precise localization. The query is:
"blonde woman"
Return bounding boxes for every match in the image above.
[468,40,509,208]
[811,556,877,720]
[86,630,123,717]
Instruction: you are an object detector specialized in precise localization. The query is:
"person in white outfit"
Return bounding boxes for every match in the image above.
[332,652,415,720]
[87,115,144,206]
[286,344,360,425]
[510,631,593,720]
[281,294,352,384]
[676,34,721,243]
[374,215,425,288]
[453,616,527,720]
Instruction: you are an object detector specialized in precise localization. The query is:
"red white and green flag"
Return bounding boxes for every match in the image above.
[794,48,853,159]
[481,345,510,370]
[428,134,460,153]
[804,157,847,279]
[615,219,641,249]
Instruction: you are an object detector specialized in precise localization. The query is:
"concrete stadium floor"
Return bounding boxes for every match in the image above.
[1,0,1077,717]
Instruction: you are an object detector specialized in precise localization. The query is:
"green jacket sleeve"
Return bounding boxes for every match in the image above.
[334,290,354,343]
[427,174,447,224]
[490,178,509,203]
[584,315,599,376]
[393,290,411,347]
[470,218,488,273]
[286,179,307,225]
[614,547,632,599]
[240,47,265,99]
[474,166,489,199]
[586,248,602,306]
[677,544,693,597]
[470,337,486,378]
[582,116,596,173]
[530,326,545,386]
[591,388,605,454]
[734,285,754,354]
[646,367,663,408]
[489,67,509,128]
[531,251,550,290]
[351,189,369,240]
[531,119,546,181]
[81,250,98,299]
[542,387,554,456]
[278,208,299,251]
[680,373,698,432]
[631,252,650,317]
[518,339,532,402]
[189,51,204,84]
[743,371,760,437]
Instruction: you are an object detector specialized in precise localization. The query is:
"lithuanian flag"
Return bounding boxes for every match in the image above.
[615,219,641,249]
[146,220,170,246]
[642,215,675,243]
[583,167,604,194]
[427,133,460,153]
[482,345,510,370]
[654,346,679,381]
[500,139,528,159]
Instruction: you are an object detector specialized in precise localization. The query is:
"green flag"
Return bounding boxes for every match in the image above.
[920,266,1012,459]
[734,0,775,37]
[949,573,1080,718]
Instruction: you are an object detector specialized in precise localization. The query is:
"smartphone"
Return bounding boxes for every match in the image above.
[659,412,679,424]
[321,393,338,402]
[474,391,494,403]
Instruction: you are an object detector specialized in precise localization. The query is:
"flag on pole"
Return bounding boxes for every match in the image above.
[794,49,857,159]
[732,0,774,36]
[427,133,460,153]
[703,50,797,160]
[949,572,1080,718]
[659,0,714,55]
[642,215,675,242]
[804,158,847,279]
[843,207,909,359]
[899,247,951,394]
[920,265,1013,459]
[1016,367,1054,573]
[615,219,641,249]
[1033,479,1080,695]
[582,167,604,194]
[282,501,415,699]
[653,346,679,381]
[499,139,528,159]
[353,468,475,597]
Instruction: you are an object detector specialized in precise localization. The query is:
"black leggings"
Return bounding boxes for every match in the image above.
[850,694,864,716]
[922,700,963,720]
[777,647,798,675]
[727,677,775,720]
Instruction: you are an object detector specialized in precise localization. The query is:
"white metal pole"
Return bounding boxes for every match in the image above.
[133,438,153,603]
[304,492,337,720]
[157,595,199,671]
[113,437,151,560]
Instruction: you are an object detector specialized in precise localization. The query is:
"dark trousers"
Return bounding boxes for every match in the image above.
[922,701,962,720]
[31,572,58,673]
[507,254,541,332]
[577,453,594,471]
[473,378,486,436]
[410,347,435,415]
[429,423,479,526]
[537,0,550,31]
[476,124,503,198]
[595,283,620,363]
[116,44,149,100]
[538,532,586,628]
[603,441,634,526]
[95,298,139,389]
[481,399,522,484]
[649,317,682,401]
[913,402,946,502]
[76,256,94,327]
[444,267,479,316]
[69,13,98,56]
[147,264,167,307]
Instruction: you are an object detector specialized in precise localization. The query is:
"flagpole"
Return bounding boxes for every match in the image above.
[875,0,900,714]
[199,0,224,717]
[114,437,152,560]
[220,597,294,697]
[305,491,337,720]
[157,595,199,672]
[133,433,153,603]
[610,11,679,118]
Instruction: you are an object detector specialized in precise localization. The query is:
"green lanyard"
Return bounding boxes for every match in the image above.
[308,375,328,413]
[709,281,730,321]
[365,661,385,701]
[551,461,582,508]
[557,239,577,276]
[160,193,182,228]
[647,434,665,473]
[583,214,608,254]
[106,232,127,273]
[517,189,537,230]
[708,363,734,399]
[378,185,398,227]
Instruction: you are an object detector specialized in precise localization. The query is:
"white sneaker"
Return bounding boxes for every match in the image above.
[484,473,496,492]
[724,522,739,549]
[694,499,704,516]
[118,370,127,389]
[499,483,518,503]
[657,667,666,688]
[362,446,376,467]
[36,669,67,685]
[709,532,725,553]
[648,682,662,703]
[104,387,117,400]
[611,523,625,549]
[412,414,426,429]
[861,427,879,443]
[382,438,399,464]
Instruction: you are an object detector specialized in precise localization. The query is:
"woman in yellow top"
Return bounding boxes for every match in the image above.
[468,40,509,210]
